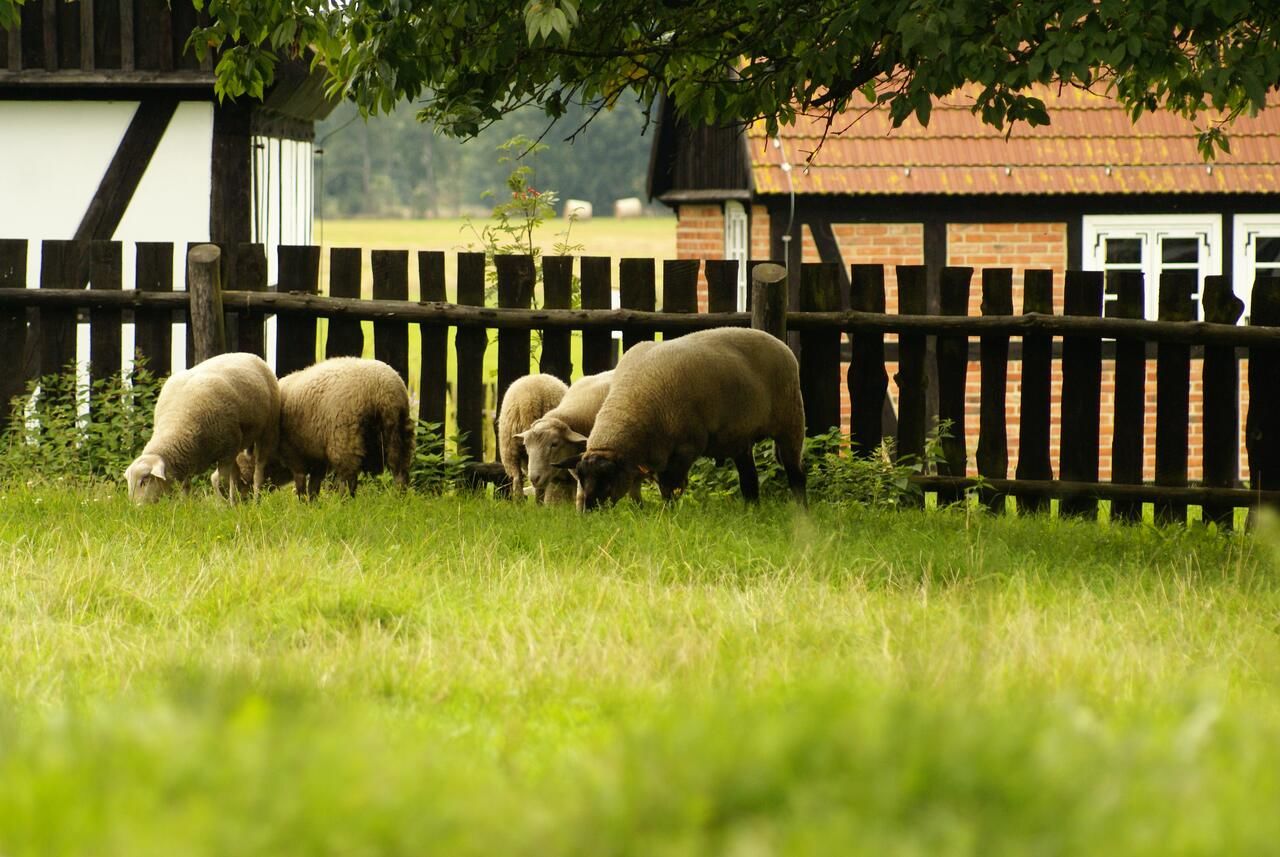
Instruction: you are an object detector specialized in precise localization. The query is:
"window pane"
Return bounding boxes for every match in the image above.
[1162,237,1199,263]
[1256,236,1280,264]
[1106,238,1142,264]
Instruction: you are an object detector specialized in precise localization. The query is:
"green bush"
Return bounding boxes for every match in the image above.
[0,360,160,483]
[409,421,470,494]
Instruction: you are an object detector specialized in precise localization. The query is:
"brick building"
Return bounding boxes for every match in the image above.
[647,87,1280,483]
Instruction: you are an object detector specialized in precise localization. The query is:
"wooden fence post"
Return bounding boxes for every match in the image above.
[896,265,929,466]
[750,262,787,341]
[1247,275,1280,502]
[1016,269,1055,513]
[580,256,613,374]
[276,245,320,376]
[1155,270,1196,525]
[39,239,84,377]
[187,243,226,365]
[495,253,535,491]
[619,258,656,351]
[977,268,1013,513]
[848,264,888,456]
[135,242,173,376]
[1059,269,1103,518]
[797,263,840,436]
[88,240,122,392]
[541,256,573,381]
[705,259,740,314]
[935,266,972,505]
[0,240,27,426]
[1108,269,1146,522]
[455,252,487,470]
[232,243,267,358]
[662,259,700,340]
[417,250,448,456]
[325,247,363,358]
[372,249,410,381]
[1201,276,1245,528]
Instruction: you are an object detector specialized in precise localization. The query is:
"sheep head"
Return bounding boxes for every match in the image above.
[562,451,638,511]
[516,417,587,499]
[125,454,171,504]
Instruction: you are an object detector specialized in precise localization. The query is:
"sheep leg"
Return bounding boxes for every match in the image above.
[292,471,307,499]
[775,434,808,508]
[657,469,688,503]
[215,460,239,504]
[306,464,326,500]
[734,452,760,503]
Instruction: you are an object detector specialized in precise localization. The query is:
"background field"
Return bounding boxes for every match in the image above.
[4,483,1280,855]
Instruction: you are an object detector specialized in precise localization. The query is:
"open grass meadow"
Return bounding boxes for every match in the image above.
[4,479,1280,855]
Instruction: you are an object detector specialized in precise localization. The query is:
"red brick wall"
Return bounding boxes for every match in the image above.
[751,205,771,263]
[677,204,725,311]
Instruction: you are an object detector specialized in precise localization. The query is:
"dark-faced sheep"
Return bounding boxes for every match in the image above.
[124,352,280,504]
[276,357,414,497]
[516,341,657,504]
[563,328,806,509]
[497,373,568,501]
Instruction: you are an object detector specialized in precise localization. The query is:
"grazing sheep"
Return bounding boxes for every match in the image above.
[563,328,806,509]
[517,342,657,504]
[497,373,569,501]
[125,352,280,504]
[276,357,414,498]
[210,449,294,496]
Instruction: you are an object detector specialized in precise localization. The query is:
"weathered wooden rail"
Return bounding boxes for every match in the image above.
[2,238,1278,525]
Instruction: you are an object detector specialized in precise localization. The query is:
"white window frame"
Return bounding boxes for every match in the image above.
[724,200,750,310]
[1233,214,1280,323]
[1082,214,1222,320]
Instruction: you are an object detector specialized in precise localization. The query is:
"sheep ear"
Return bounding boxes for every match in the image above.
[513,430,528,448]
[553,453,583,470]
[563,429,588,445]
[151,458,167,481]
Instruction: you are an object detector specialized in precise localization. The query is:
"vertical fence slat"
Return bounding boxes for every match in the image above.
[232,243,266,358]
[275,244,320,377]
[1059,270,1104,518]
[1154,270,1196,524]
[849,264,888,455]
[39,240,84,377]
[895,265,928,465]
[372,249,409,381]
[1016,269,1054,512]
[579,256,613,374]
[619,257,655,351]
[935,266,971,503]
[1202,276,1245,528]
[325,247,363,358]
[495,253,535,483]
[1248,275,1280,497]
[88,240,122,392]
[705,259,739,314]
[1107,269,1146,522]
[540,256,573,382]
[977,268,1012,512]
[798,262,841,436]
[455,252,487,467]
[0,240,27,424]
[134,242,172,375]
[661,259,699,340]
[417,251,448,454]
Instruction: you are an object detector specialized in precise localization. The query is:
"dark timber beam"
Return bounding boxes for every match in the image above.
[72,95,179,249]
[210,101,252,243]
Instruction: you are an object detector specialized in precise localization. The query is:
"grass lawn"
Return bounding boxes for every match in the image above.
[3,481,1280,854]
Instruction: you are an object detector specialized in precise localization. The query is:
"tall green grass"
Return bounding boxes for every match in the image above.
[2,481,1278,854]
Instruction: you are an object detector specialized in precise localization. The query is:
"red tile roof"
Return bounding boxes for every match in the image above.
[748,86,1280,195]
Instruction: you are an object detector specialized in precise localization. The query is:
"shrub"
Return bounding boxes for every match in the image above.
[0,360,160,483]
[409,421,470,494]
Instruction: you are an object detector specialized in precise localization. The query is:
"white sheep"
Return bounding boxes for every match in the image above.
[276,357,414,497]
[562,328,806,509]
[516,341,657,504]
[497,373,569,501]
[124,352,280,504]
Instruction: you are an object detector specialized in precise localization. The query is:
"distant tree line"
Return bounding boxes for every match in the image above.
[314,99,659,219]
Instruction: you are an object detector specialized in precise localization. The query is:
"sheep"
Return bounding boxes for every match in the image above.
[516,341,657,505]
[497,373,569,501]
[210,449,294,496]
[124,352,280,504]
[276,357,414,498]
[561,328,806,510]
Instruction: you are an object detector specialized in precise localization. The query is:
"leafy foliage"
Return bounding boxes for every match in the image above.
[169,0,1280,159]
[408,421,470,494]
[0,361,160,484]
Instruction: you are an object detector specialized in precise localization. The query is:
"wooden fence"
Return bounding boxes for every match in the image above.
[3,238,1280,524]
